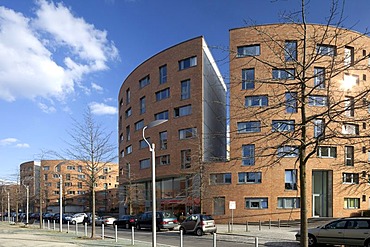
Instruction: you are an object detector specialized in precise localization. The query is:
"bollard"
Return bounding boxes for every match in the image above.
[102,224,105,240]
[75,222,78,235]
[255,236,259,247]
[43,220,45,229]
[131,226,135,245]
[53,220,55,231]
[278,218,281,228]
[259,220,261,231]
[269,219,271,229]
[246,221,249,232]
[67,221,70,233]
[180,229,183,247]
[227,221,230,233]
[213,232,217,247]
[48,220,50,230]
[115,225,118,242]
[85,223,87,237]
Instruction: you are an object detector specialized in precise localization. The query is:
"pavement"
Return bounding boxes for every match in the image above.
[0,220,302,246]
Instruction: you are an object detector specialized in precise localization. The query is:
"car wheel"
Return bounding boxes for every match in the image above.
[71,220,76,225]
[179,226,186,234]
[195,228,203,236]
[308,234,317,247]
[365,239,370,247]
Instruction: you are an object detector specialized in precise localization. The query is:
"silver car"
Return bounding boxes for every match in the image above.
[295,217,370,247]
[179,214,217,236]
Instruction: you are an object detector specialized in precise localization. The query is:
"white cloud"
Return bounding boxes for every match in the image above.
[38,102,57,113]
[0,138,18,146]
[89,102,117,115]
[0,1,119,104]
[91,82,103,92]
[0,138,29,148]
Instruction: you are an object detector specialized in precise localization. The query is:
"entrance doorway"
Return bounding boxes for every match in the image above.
[312,170,333,217]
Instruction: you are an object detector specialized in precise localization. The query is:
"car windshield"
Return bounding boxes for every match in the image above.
[201,215,214,220]
[162,212,176,218]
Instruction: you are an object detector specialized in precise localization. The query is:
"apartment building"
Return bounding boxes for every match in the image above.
[118,36,227,216]
[20,160,119,214]
[204,23,370,223]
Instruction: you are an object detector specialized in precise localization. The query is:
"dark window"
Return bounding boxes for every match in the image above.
[237,44,260,57]
[242,68,255,89]
[285,41,297,61]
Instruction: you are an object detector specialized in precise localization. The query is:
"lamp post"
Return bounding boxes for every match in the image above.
[59,174,63,232]
[142,119,167,247]
[21,181,29,224]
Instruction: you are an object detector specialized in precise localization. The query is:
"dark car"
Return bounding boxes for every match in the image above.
[179,214,217,236]
[136,211,178,231]
[113,215,138,229]
[53,213,72,223]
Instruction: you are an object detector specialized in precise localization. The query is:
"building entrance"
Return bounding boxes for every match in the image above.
[312,170,333,217]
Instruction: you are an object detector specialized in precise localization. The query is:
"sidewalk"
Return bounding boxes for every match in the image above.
[0,221,300,247]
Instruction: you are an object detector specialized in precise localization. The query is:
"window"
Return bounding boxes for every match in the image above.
[308,95,327,106]
[344,198,360,209]
[181,79,191,100]
[77,182,83,189]
[159,131,167,150]
[174,105,192,117]
[272,120,295,132]
[66,174,71,180]
[140,159,150,169]
[277,198,300,209]
[157,155,170,165]
[126,126,130,141]
[154,110,169,120]
[159,65,167,84]
[181,149,191,169]
[242,68,255,89]
[317,146,337,158]
[78,166,82,172]
[139,75,150,88]
[120,134,124,143]
[135,120,144,131]
[67,191,75,195]
[53,174,59,178]
[126,145,132,155]
[272,69,295,80]
[314,67,325,89]
[242,144,255,166]
[317,44,336,56]
[245,97,269,110]
[156,88,170,101]
[179,56,197,70]
[65,182,72,187]
[285,41,297,62]
[126,88,130,104]
[77,174,85,179]
[285,92,297,113]
[238,172,262,184]
[179,128,197,139]
[125,108,132,118]
[67,166,75,170]
[278,146,299,157]
[343,173,359,184]
[139,139,150,149]
[210,173,232,185]
[314,119,325,139]
[345,146,354,166]
[245,198,268,209]
[44,174,48,181]
[344,96,354,117]
[344,46,354,66]
[43,166,50,171]
[342,123,359,135]
[140,97,146,114]
[213,197,225,215]
[237,44,260,57]
[237,121,261,133]
[285,170,297,190]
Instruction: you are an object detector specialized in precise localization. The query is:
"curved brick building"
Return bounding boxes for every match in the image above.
[118,36,227,216]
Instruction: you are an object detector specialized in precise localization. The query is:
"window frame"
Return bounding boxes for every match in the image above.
[179,56,197,70]
[238,172,262,184]
[284,40,297,62]
[317,146,337,158]
[242,144,255,166]
[237,121,261,133]
[237,44,260,57]
[245,95,268,107]
[272,120,295,132]
[245,198,268,209]
[242,68,255,90]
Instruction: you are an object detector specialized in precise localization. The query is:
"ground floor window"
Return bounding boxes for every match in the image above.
[213,197,225,215]
[245,198,268,209]
[344,198,360,209]
[277,197,300,209]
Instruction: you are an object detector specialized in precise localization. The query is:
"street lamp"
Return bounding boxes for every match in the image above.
[142,119,167,247]
[21,181,29,224]
[59,174,62,232]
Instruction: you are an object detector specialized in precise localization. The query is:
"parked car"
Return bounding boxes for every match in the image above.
[179,214,217,236]
[53,213,72,223]
[68,213,88,224]
[295,217,370,247]
[136,211,178,231]
[95,216,117,226]
[113,215,138,229]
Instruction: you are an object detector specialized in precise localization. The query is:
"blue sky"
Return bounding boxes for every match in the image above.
[0,0,369,180]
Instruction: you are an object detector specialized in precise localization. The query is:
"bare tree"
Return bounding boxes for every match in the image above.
[228,1,370,246]
[61,108,117,238]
